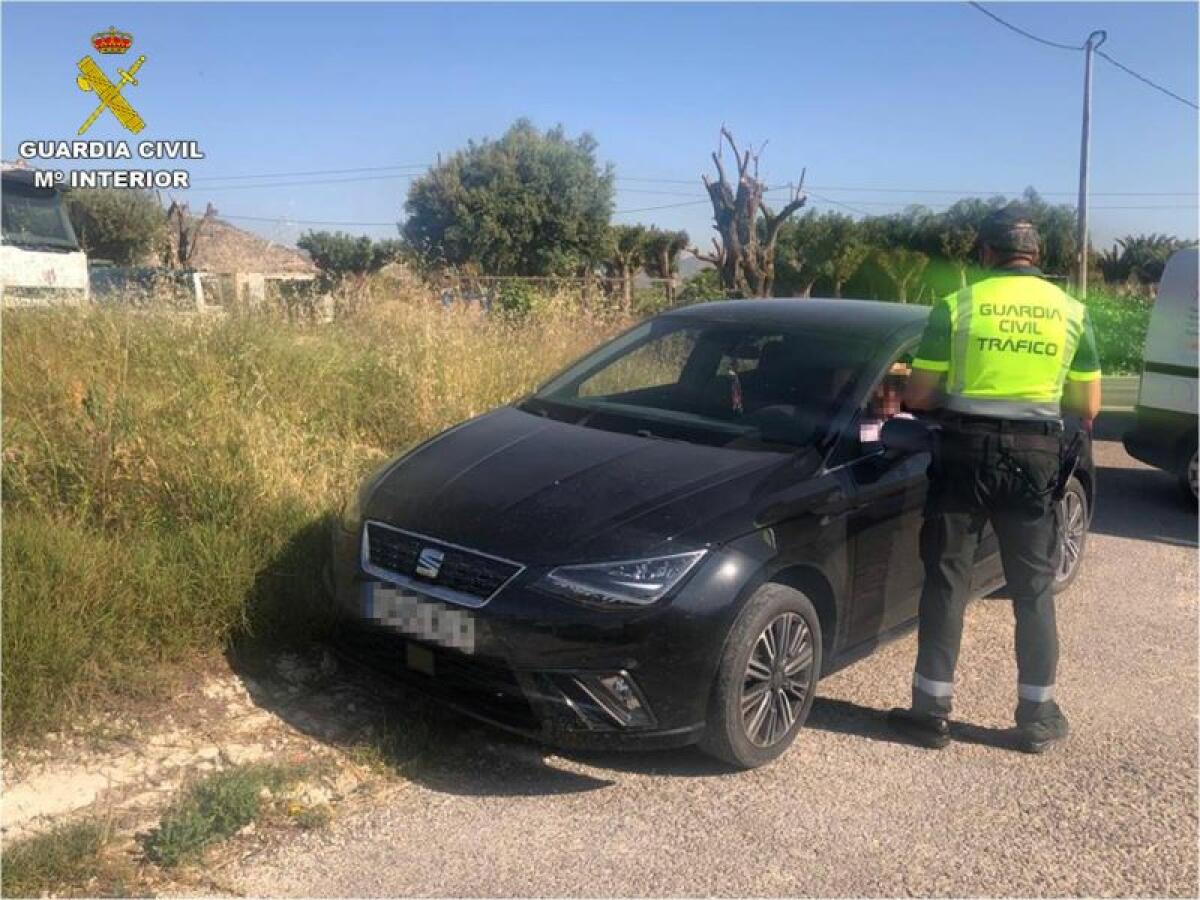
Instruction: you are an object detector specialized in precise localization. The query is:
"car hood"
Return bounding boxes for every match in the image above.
[364,406,816,566]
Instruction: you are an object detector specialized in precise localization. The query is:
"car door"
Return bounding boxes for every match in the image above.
[836,355,931,649]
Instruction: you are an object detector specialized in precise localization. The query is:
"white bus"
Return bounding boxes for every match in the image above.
[1123,247,1199,502]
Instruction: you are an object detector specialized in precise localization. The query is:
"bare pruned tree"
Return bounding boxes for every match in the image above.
[164,200,216,269]
[693,127,807,298]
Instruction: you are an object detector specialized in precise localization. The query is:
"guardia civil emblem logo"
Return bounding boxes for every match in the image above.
[76,27,147,135]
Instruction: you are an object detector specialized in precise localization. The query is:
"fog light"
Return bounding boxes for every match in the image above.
[599,674,642,713]
[565,670,654,729]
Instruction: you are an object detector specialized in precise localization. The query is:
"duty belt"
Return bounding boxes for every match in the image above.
[937,413,1063,436]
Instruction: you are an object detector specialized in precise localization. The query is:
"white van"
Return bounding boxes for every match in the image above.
[1123,247,1199,502]
[1,167,90,306]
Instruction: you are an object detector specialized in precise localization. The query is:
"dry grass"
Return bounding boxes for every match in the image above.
[2,289,625,742]
[0,819,125,898]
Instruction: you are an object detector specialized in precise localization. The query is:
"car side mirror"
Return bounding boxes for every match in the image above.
[881,417,934,457]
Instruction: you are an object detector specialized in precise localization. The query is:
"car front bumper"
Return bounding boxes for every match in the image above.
[329,522,756,751]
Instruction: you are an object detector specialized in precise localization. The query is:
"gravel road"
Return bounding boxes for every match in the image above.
[229,413,1198,897]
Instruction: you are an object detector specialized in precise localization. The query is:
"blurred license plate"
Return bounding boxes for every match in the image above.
[362,582,475,654]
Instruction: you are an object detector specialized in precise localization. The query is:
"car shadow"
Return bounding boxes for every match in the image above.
[1088,463,1196,548]
[226,641,634,797]
[1076,410,1196,548]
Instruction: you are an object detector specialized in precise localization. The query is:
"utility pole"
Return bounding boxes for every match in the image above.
[1075,29,1107,298]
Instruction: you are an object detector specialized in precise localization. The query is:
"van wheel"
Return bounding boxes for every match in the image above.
[1053,476,1088,593]
[1180,445,1198,505]
[700,584,822,769]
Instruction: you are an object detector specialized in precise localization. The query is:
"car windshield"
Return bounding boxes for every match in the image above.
[1,179,79,250]
[523,316,875,451]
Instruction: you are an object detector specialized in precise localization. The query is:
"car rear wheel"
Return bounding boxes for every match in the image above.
[700,583,821,769]
[1053,475,1088,594]
[1179,445,1198,505]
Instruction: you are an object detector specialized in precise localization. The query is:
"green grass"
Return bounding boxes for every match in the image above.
[2,297,619,743]
[1083,290,1151,375]
[142,763,303,866]
[0,819,117,898]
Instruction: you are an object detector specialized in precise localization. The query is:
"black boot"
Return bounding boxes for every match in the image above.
[887,707,951,749]
[1017,713,1069,754]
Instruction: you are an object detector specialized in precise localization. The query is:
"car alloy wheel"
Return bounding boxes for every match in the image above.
[741,612,815,747]
[1055,481,1087,585]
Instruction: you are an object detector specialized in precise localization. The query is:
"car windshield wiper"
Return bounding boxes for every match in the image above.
[635,428,687,444]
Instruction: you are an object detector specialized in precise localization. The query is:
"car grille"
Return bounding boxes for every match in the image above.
[364,522,523,604]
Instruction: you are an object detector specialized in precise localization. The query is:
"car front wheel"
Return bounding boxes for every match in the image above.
[700,583,822,769]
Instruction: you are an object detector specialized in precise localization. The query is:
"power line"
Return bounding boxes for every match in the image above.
[804,185,1195,197]
[966,2,1082,52]
[807,192,872,217]
[188,173,422,191]
[1095,49,1200,111]
[177,160,1193,199]
[968,1,1198,110]
[219,194,1195,231]
[613,199,711,215]
[192,163,429,183]
[222,213,399,227]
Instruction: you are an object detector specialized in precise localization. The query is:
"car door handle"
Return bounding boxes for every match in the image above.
[814,489,859,524]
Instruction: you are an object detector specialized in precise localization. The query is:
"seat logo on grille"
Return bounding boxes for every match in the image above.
[415,547,444,579]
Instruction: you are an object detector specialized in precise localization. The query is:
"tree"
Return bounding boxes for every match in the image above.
[1099,233,1192,285]
[820,213,869,298]
[164,200,216,269]
[935,198,991,287]
[600,224,648,311]
[297,231,402,283]
[641,227,690,302]
[875,247,929,303]
[693,127,807,297]
[64,187,166,265]
[1019,188,1077,276]
[402,119,614,276]
[774,211,831,298]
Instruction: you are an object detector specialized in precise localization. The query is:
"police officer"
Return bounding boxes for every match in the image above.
[887,204,1102,754]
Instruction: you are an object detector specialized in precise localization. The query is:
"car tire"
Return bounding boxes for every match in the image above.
[1053,475,1089,594]
[1179,444,1198,506]
[699,583,822,769]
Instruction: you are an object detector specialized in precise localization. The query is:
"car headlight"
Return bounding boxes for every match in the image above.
[542,550,707,609]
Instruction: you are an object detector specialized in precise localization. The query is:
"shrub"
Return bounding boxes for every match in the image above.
[144,764,301,866]
[493,280,542,317]
[1083,290,1152,375]
[678,268,730,304]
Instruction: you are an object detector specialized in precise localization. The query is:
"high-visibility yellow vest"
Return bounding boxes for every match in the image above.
[912,272,1100,420]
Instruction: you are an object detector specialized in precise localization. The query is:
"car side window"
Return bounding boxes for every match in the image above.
[830,351,915,465]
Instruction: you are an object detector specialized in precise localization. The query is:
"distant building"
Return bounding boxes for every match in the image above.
[163,206,318,308]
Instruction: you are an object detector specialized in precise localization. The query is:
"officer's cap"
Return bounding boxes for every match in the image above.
[979,203,1041,256]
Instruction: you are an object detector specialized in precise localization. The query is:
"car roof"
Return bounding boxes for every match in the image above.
[662,297,929,340]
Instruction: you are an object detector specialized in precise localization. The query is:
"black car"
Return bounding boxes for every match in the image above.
[331,299,1093,768]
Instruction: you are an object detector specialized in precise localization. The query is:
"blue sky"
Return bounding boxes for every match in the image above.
[3,2,1197,250]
